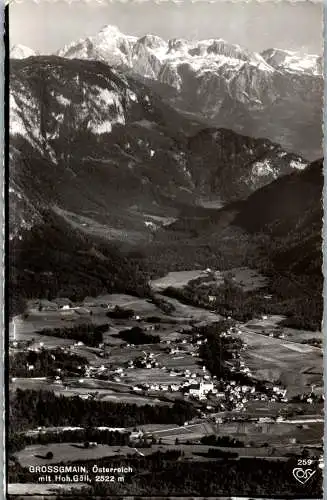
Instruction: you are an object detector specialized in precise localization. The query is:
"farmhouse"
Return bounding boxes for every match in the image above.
[130,430,143,440]
[53,298,72,308]
[189,384,201,397]
[187,380,215,399]
[37,300,59,311]
[88,442,98,448]
[201,381,214,393]
[78,394,91,400]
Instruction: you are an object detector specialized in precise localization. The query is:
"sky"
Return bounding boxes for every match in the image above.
[10,0,323,55]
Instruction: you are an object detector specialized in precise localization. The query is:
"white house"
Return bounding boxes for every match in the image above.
[201,381,214,393]
[189,385,201,397]
[130,430,143,440]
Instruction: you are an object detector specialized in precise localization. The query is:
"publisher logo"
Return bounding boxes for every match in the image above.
[292,467,316,485]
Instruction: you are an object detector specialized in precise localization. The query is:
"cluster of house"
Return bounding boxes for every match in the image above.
[83,364,108,378]
[184,380,215,400]
[127,352,160,370]
[32,298,91,316]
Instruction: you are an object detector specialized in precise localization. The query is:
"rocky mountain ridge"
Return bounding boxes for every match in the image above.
[10,56,308,238]
[12,26,323,159]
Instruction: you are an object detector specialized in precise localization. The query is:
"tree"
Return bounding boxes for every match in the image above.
[46,451,53,459]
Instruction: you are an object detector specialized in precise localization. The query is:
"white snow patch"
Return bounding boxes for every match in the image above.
[52,112,65,123]
[128,91,138,103]
[93,87,117,106]
[91,121,113,135]
[10,95,27,137]
[252,159,277,178]
[9,186,22,200]
[145,221,158,230]
[290,159,307,170]
[283,53,321,75]
[56,95,71,107]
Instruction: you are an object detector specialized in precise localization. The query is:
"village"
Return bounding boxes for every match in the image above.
[8,280,324,477]
[10,312,300,418]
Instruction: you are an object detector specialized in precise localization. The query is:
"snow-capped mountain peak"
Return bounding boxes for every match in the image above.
[57,24,322,81]
[57,24,137,68]
[98,24,123,36]
[10,44,38,59]
[261,48,323,76]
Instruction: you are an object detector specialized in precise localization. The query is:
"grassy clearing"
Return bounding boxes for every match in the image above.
[97,294,159,314]
[15,443,137,468]
[236,326,323,395]
[10,377,169,406]
[151,271,211,292]
[245,316,321,345]
[161,295,222,322]
[8,483,89,495]
[229,267,269,292]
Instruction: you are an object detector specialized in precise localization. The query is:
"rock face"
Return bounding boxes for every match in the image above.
[10,56,308,237]
[232,158,323,277]
[57,25,323,160]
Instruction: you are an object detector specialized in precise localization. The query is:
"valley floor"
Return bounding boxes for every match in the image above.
[8,268,323,496]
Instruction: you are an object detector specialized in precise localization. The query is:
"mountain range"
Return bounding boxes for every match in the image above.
[11,24,322,159]
[10,56,308,239]
[9,30,323,324]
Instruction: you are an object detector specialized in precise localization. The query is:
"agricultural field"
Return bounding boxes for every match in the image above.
[245,400,324,417]
[11,378,58,392]
[9,310,108,342]
[245,315,285,330]
[160,295,222,323]
[10,376,169,405]
[8,483,89,495]
[14,441,304,475]
[15,443,139,468]
[92,294,160,315]
[53,206,149,244]
[236,324,323,396]
[229,267,269,292]
[245,316,322,345]
[282,328,322,344]
[139,419,323,448]
[123,367,186,387]
[150,270,212,292]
